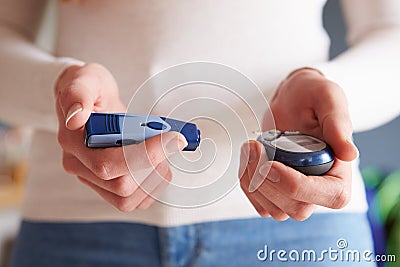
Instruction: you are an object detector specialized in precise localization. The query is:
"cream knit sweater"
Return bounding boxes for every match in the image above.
[0,0,399,226]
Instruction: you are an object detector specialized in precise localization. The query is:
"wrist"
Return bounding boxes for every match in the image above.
[272,67,326,103]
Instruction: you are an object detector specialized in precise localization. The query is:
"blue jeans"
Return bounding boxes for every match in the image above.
[10,213,376,267]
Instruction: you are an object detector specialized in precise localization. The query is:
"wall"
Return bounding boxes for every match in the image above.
[323,0,400,172]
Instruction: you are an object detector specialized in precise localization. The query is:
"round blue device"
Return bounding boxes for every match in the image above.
[257,130,334,176]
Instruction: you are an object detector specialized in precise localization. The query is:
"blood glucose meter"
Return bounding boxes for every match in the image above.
[84,113,200,151]
[257,130,334,175]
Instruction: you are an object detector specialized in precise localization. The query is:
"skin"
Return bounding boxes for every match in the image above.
[238,68,359,221]
[55,64,357,218]
[55,63,187,212]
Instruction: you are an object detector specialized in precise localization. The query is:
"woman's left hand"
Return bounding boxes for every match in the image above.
[239,68,359,221]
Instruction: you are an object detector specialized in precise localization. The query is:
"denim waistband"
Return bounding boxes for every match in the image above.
[10,212,375,267]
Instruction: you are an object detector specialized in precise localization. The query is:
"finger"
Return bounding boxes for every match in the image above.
[133,159,172,195]
[79,160,172,212]
[78,177,129,210]
[239,162,270,218]
[63,152,139,197]
[245,143,315,220]
[124,131,187,178]
[258,186,316,221]
[241,140,269,193]
[66,131,186,180]
[258,159,352,209]
[252,166,316,221]
[320,112,358,162]
[314,83,358,161]
[240,164,287,221]
[241,141,291,220]
[132,160,172,209]
[57,75,100,131]
[241,185,272,219]
[136,178,169,210]
[238,142,255,179]
[239,143,285,220]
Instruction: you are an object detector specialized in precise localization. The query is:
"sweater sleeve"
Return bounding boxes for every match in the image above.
[312,0,400,132]
[0,0,84,132]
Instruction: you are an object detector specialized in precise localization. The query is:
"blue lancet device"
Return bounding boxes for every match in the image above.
[257,130,334,175]
[85,113,201,151]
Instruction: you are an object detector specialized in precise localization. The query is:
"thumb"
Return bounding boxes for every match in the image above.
[60,83,99,131]
[160,131,188,158]
[56,65,102,130]
[321,114,359,162]
[64,102,84,130]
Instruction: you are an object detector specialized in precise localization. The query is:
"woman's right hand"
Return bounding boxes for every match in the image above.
[55,63,187,212]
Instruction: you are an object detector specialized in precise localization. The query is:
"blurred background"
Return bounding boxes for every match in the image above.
[0,1,399,266]
[325,2,400,266]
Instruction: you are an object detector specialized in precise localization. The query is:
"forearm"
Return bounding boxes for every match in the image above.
[0,0,84,131]
[313,27,400,132]
[0,25,84,131]
[310,0,400,132]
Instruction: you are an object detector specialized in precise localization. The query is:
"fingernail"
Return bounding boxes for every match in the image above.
[346,138,359,158]
[240,143,251,163]
[165,134,188,157]
[249,143,257,163]
[259,162,280,183]
[249,174,264,192]
[65,103,83,127]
